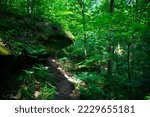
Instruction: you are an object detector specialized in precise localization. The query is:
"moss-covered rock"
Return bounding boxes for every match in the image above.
[0,7,74,99]
[0,43,11,55]
[0,10,74,55]
[0,10,74,80]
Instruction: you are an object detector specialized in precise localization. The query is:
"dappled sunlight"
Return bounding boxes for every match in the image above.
[48,57,80,100]
[0,0,150,100]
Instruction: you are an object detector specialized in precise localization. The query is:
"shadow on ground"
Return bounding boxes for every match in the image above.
[47,57,79,100]
[0,56,79,100]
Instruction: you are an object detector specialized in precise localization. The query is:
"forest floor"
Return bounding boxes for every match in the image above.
[47,57,80,100]
[0,57,80,100]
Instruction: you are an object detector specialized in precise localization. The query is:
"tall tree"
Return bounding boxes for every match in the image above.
[107,0,115,76]
[77,0,87,57]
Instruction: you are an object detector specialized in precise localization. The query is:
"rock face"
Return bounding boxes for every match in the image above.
[0,10,74,80]
[0,10,74,55]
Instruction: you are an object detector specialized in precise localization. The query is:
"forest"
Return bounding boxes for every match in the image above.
[0,0,150,100]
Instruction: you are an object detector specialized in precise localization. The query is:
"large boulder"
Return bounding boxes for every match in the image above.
[0,10,74,79]
[0,10,74,55]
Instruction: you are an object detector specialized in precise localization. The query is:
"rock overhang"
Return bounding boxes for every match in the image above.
[0,10,74,55]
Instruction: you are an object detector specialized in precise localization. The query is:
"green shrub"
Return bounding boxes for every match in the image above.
[145,94,150,100]
[75,72,106,100]
[39,82,56,100]
[16,64,56,100]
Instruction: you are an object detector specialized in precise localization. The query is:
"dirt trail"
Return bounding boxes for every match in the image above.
[47,57,80,100]
[0,57,80,100]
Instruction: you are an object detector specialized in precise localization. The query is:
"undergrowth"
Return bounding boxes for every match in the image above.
[15,64,56,100]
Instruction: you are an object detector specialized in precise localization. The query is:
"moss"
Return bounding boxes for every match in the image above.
[0,10,74,55]
[0,43,11,55]
[64,31,75,41]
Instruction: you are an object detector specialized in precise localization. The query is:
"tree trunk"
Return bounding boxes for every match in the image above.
[127,43,131,82]
[107,0,115,77]
[110,0,115,13]
[107,44,112,76]
[127,42,132,99]
[78,0,87,57]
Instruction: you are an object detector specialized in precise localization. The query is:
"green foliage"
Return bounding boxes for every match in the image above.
[39,82,56,100]
[145,94,150,100]
[74,72,130,100]
[0,0,150,100]
[16,64,56,100]
[0,7,73,55]
[75,72,105,100]
[56,0,150,100]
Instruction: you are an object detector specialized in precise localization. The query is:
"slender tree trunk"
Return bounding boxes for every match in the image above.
[78,0,87,57]
[107,0,115,76]
[127,43,131,82]
[127,42,132,99]
[110,0,115,13]
[107,44,112,76]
